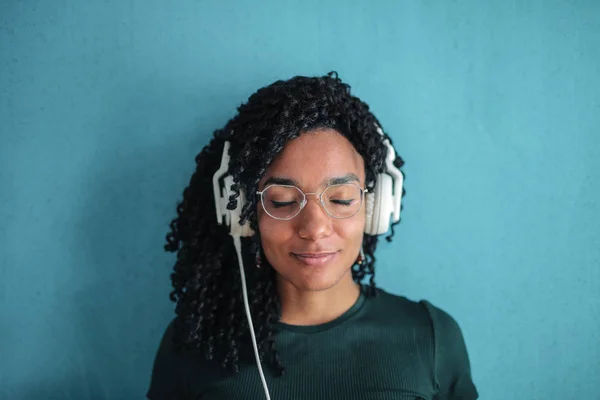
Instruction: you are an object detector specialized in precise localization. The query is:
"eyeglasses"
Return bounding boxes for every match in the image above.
[256,183,368,220]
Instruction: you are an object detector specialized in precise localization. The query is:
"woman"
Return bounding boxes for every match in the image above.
[147,72,478,400]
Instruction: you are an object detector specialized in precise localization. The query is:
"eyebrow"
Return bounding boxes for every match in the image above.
[262,173,361,188]
[327,173,361,186]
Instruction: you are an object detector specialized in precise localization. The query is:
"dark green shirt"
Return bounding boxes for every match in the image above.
[147,288,478,400]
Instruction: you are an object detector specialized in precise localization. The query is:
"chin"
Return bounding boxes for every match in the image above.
[295,279,339,292]
[286,268,350,292]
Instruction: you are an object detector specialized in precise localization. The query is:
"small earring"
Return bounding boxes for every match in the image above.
[255,250,262,269]
[357,247,365,265]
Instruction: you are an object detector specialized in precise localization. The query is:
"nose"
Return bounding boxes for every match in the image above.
[296,195,332,240]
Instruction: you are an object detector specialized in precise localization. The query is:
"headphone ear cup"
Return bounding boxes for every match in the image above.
[365,173,394,235]
[364,191,376,235]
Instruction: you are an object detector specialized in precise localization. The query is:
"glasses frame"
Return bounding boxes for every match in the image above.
[256,183,368,221]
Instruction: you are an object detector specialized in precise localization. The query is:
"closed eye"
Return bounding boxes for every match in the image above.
[271,201,297,208]
[330,199,354,206]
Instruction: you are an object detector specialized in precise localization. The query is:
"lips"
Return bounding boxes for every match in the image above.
[291,251,339,266]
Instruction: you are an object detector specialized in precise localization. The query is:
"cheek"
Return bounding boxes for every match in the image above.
[336,210,366,241]
[257,210,291,254]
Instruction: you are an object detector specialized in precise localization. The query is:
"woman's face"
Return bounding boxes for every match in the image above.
[257,128,366,292]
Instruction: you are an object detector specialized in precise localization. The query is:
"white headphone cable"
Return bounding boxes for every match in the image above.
[232,234,272,400]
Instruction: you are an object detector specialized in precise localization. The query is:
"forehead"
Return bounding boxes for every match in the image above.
[260,129,365,189]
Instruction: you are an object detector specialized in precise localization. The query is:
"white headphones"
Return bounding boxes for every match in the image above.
[212,125,403,237]
[210,125,403,400]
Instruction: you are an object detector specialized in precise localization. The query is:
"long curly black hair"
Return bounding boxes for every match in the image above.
[165,72,405,377]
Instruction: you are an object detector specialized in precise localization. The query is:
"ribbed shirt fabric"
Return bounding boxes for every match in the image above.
[147,288,478,400]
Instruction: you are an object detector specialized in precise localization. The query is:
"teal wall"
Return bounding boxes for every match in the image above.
[1,1,599,399]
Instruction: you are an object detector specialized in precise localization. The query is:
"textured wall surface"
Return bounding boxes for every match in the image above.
[1,1,599,399]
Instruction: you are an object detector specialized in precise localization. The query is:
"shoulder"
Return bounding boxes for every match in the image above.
[147,320,182,399]
[150,319,177,365]
[370,287,434,329]
[154,318,219,370]
[416,298,478,399]
[371,287,425,315]
[417,298,461,339]
[154,319,187,361]
[371,289,477,398]
[369,288,471,371]
[147,319,221,399]
[371,288,464,336]
[418,299,466,347]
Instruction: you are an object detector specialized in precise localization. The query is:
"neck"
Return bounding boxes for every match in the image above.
[277,272,361,326]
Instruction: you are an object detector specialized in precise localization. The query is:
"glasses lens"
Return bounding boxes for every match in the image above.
[261,185,303,219]
[322,184,363,218]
